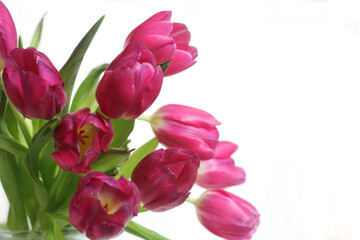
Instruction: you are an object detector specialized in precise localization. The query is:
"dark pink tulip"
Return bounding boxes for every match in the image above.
[0,1,17,70]
[96,42,163,120]
[2,47,66,119]
[197,141,246,188]
[196,189,260,240]
[69,172,140,240]
[125,11,197,76]
[51,108,114,174]
[131,148,199,212]
[150,104,220,160]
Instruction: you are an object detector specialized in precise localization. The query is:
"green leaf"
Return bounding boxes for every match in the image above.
[125,221,169,240]
[39,139,58,189]
[60,16,105,115]
[30,14,45,49]
[157,58,172,75]
[0,93,12,136]
[0,133,28,158]
[40,214,65,240]
[18,35,23,48]
[18,164,40,227]
[110,119,135,148]
[0,150,29,230]
[24,119,59,185]
[4,102,19,140]
[119,137,159,179]
[70,63,108,113]
[91,148,130,172]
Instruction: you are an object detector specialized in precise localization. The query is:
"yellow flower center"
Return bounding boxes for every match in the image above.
[78,124,99,159]
[98,194,124,215]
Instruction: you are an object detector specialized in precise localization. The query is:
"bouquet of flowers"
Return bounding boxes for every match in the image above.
[0,1,260,239]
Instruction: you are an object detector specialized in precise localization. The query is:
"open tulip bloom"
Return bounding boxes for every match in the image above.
[0,3,259,240]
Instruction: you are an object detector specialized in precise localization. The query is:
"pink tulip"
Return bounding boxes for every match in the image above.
[131,148,199,212]
[2,47,66,119]
[96,42,163,120]
[197,141,246,188]
[70,172,140,240]
[150,104,220,160]
[51,108,114,174]
[125,11,197,76]
[196,189,260,240]
[0,1,17,70]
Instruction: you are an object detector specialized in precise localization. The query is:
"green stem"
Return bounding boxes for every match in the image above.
[0,73,32,146]
[186,197,197,205]
[136,115,151,122]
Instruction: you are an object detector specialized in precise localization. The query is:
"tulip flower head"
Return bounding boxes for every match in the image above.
[96,42,163,120]
[150,104,220,160]
[0,1,17,70]
[2,47,66,119]
[196,189,260,240]
[69,172,141,240]
[125,11,198,76]
[131,148,200,212]
[51,108,114,174]
[197,141,246,188]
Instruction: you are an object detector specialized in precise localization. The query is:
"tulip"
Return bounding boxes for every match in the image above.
[131,148,199,212]
[96,42,163,120]
[70,172,140,240]
[51,108,114,174]
[197,141,246,188]
[150,104,220,160]
[125,11,197,76]
[2,47,66,119]
[0,1,17,70]
[195,189,260,240]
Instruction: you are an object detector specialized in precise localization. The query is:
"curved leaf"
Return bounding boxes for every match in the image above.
[60,16,105,115]
[119,137,159,179]
[70,63,108,112]
[0,133,27,158]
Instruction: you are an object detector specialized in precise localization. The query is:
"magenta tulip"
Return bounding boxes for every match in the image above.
[51,108,114,174]
[96,42,163,120]
[196,189,260,240]
[197,141,246,188]
[0,1,17,70]
[131,148,199,212]
[70,172,140,240]
[2,47,66,119]
[125,11,197,76]
[150,104,220,160]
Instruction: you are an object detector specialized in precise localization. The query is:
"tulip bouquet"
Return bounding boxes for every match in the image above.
[0,2,259,240]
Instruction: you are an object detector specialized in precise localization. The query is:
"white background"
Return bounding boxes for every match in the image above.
[1,0,360,239]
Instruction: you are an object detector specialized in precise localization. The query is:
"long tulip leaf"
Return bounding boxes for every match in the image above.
[118,137,158,179]
[60,16,104,115]
[30,14,45,49]
[110,118,135,149]
[24,119,59,185]
[125,221,169,240]
[0,150,29,230]
[70,63,108,113]
[0,133,27,158]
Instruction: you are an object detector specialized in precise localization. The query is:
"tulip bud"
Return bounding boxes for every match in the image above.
[197,141,246,188]
[0,1,17,70]
[125,11,197,76]
[2,47,66,119]
[70,172,140,240]
[96,42,163,120]
[51,108,114,174]
[195,189,260,240]
[150,104,220,160]
[131,148,199,212]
